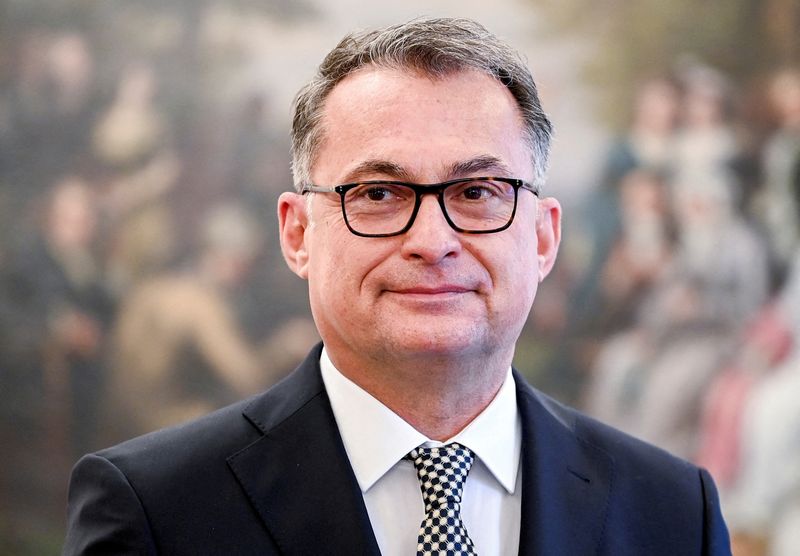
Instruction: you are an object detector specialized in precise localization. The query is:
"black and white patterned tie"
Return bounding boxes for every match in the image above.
[407,443,477,556]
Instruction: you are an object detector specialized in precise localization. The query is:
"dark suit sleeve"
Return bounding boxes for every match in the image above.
[699,468,732,556]
[63,454,158,556]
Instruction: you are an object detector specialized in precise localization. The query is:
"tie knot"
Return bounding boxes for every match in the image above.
[407,443,475,510]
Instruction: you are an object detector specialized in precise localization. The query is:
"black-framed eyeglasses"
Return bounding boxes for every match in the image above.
[301,176,539,238]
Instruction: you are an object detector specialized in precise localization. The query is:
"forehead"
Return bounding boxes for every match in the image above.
[314,67,531,183]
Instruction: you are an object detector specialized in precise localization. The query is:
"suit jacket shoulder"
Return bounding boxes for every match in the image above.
[515,376,730,555]
[64,344,380,556]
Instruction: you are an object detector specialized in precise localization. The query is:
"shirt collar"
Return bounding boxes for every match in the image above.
[320,347,521,495]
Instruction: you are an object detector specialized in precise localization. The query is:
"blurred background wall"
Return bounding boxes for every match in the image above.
[1,0,799,554]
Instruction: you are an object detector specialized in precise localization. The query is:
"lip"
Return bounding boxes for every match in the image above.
[387,285,474,295]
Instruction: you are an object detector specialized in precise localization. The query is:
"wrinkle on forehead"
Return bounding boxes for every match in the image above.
[335,155,517,186]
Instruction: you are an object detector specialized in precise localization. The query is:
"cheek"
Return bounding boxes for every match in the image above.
[488,231,539,308]
[307,230,387,306]
[307,246,357,340]
[308,234,347,296]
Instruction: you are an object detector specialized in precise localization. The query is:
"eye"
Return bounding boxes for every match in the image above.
[365,186,394,201]
[347,183,411,205]
[454,180,503,201]
[462,185,492,200]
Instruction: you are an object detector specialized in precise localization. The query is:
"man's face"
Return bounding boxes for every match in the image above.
[279,67,560,367]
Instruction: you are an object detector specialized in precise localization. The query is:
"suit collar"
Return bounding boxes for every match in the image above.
[514,370,613,555]
[227,344,381,555]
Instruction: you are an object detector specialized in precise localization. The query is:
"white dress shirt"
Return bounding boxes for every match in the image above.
[320,348,522,556]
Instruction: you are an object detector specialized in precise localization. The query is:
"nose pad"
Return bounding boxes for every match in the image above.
[411,194,452,231]
[401,194,461,262]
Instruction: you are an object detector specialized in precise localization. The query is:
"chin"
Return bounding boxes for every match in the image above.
[381,327,490,359]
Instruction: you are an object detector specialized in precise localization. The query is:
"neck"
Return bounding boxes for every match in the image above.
[327,346,512,441]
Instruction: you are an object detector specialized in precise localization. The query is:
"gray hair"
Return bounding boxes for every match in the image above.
[290,17,553,191]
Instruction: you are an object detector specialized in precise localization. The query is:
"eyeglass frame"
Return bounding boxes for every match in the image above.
[300,176,540,238]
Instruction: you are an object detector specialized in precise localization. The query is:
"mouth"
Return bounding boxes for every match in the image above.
[381,285,479,308]
[387,285,474,295]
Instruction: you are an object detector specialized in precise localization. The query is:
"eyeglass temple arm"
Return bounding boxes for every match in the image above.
[300,185,338,194]
[520,181,541,197]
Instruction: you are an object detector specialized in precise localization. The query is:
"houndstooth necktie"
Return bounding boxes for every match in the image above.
[407,443,477,555]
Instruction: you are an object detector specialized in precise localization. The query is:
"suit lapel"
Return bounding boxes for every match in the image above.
[515,374,614,555]
[227,346,381,556]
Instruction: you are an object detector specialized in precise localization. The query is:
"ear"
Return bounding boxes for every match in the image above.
[535,196,561,282]
[278,192,310,279]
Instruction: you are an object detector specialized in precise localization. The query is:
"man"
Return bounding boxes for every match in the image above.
[63,18,731,555]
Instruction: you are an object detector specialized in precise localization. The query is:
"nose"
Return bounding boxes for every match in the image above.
[399,194,462,263]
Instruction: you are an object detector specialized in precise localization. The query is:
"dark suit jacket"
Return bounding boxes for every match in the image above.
[63,344,731,555]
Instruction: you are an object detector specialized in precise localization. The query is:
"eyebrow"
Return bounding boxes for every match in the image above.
[446,155,513,178]
[339,160,414,183]
[338,155,514,184]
